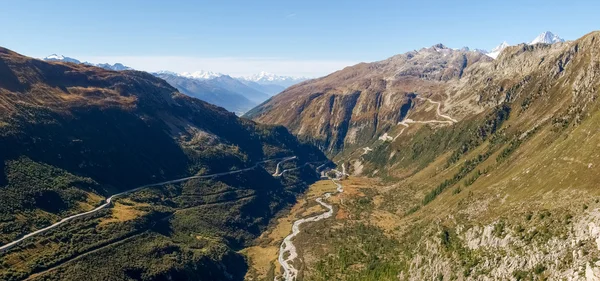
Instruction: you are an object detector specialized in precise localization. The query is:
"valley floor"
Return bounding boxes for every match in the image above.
[242,176,393,281]
[244,170,600,281]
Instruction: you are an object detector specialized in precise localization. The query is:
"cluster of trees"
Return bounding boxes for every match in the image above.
[0,155,320,280]
[312,223,400,281]
[0,157,102,242]
[423,152,491,205]
[446,104,511,167]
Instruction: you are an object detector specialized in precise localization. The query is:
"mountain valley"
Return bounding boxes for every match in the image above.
[2,9,600,280]
[246,30,600,280]
[0,47,326,280]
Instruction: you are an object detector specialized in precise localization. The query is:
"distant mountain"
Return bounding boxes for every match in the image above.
[458,47,488,54]
[161,70,306,90]
[153,72,256,115]
[486,41,510,59]
[239,79,286,96]
[530,31,565,45]
[240,71,307,88]
[94,62,132,71]
[209,75,270,103]
[44,54,81,64]
[152,72,276,114]
[180,70,223,80]
[152,72,288,113]
[41,54,302,112]
[43,54,132,71]
[485,32,565,59]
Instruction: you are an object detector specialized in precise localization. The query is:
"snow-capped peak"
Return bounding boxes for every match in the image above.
[42,54,132,71]
[247,71,279,82]
[530,31,564,45]
[43,54,81,64]
[45,54,64,60]
[180,70,224,80]
[491,41,510,53]
[242,71,306,83]
[486,41,510,59]
[155,70,180,76]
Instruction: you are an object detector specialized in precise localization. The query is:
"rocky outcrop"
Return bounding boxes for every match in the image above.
[402,209,600,280]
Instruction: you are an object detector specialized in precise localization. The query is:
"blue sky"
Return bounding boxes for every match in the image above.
[1,0,598,77]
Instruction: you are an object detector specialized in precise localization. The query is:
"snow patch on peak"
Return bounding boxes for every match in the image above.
[180,70,224,80]
[45,54,64,60]
[486,41,510,59]
[492,41,510,52]
[244,71,283,82]
[155,70,179,76]
[241,71,307,84]
[43,54,81,64]
[43,54,131,71]
[530,31,564,45]
[94,63,132,71]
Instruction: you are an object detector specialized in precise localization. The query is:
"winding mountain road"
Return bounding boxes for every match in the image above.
[393,96,458,141]
[0,156,300,253]
[416,96,458,123]
[276,166,344,281]
[272,156,298,176]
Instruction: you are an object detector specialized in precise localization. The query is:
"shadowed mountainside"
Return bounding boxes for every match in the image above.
[0,47,327,281]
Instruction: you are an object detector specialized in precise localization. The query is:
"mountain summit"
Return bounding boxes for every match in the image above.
[485,32,564,59]
[43,54,81,64]
[180,70,224,79]
[42,54,132,71]
[530,31,565,44]
[240,71,307,87]
[486,41,510,59]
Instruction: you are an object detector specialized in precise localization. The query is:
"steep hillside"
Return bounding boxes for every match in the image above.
[0,47,326,281]
[246,31,600,280]
[246,44,491,155]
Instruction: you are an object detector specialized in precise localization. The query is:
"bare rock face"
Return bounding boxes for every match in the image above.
[406,209,600,280]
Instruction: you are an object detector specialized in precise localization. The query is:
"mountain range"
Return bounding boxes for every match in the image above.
[486,31,565,59]
[44,54,133,71]
[42,55,307,115]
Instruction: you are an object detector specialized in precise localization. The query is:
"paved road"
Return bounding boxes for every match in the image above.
[416,96,458,123]
[272,156,298,176]
[393,96,458,141]
[276,166,343,281]
[0,156,297,253]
